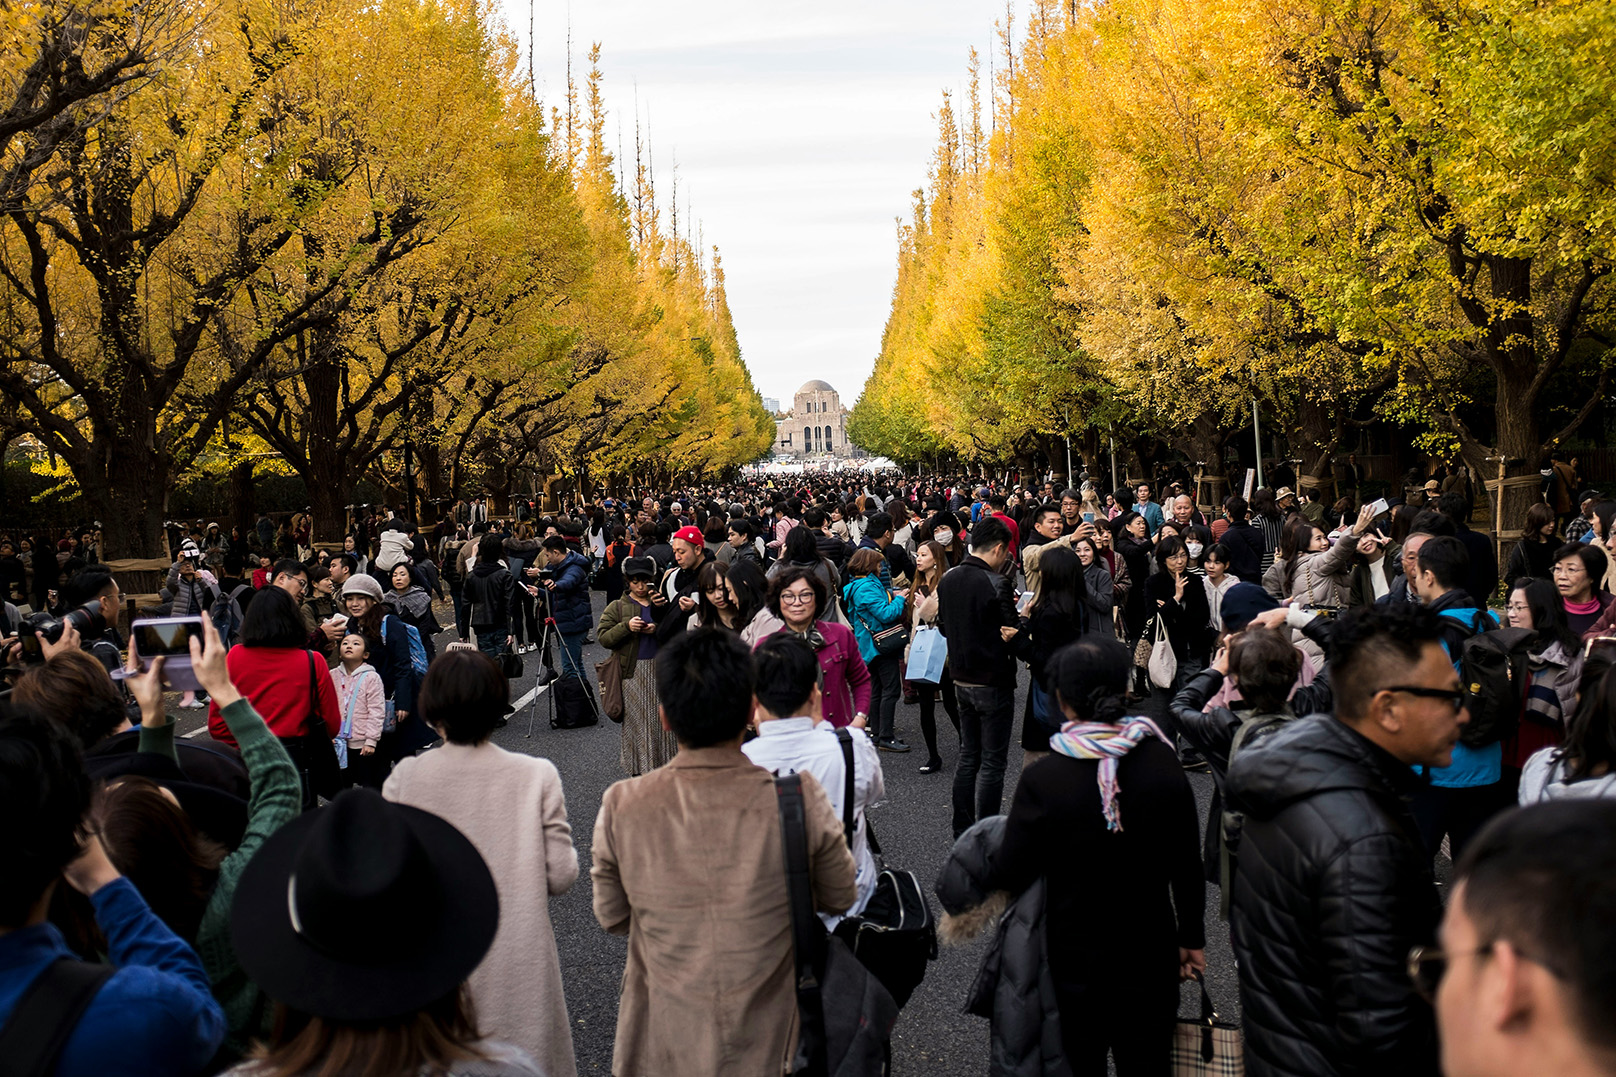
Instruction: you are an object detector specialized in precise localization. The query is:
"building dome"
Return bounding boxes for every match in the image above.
[797,379,836,394]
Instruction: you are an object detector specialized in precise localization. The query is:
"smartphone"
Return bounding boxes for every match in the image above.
[133,616,204,657]
[325,613,349,627]
[1367,497,1389,518]
[1082,512,1095,523]
[115,616,205,692]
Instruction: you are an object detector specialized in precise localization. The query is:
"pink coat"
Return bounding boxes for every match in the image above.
[331,662,385,749]
[758,620,871,727]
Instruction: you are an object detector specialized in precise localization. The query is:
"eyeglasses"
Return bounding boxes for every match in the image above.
[1408,942,1564,1002]
[780,592,815,606]
[1407,944,1490,1002]
[1383,685,1465,712]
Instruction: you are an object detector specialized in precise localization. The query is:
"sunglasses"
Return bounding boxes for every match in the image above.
[1383,685,1465,712]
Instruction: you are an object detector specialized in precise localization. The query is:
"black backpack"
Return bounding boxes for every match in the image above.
[1453,623,1535,748]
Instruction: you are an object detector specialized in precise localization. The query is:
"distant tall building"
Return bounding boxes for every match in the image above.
[761,396,780,414]
[773,380,858,458]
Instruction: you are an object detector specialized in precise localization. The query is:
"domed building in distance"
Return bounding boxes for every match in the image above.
[772,380,860,459]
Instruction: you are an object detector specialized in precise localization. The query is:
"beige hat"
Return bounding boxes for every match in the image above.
[1423,479,1441,493]
[1275,487,1296,502]
[340,574,384,602]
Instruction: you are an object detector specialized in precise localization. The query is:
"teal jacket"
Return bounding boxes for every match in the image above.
[843,575,906,665]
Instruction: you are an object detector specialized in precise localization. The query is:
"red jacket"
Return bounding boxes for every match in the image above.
[208,645,341,746]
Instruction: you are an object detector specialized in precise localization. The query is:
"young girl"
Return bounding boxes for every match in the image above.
[332,631,386,789]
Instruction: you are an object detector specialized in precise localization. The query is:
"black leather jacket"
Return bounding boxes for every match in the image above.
[1226,715,1441,1077]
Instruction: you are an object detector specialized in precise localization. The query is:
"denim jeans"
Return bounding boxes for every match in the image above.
[867,652,902,741]
[475,627,506,661]
[557,631,587,686]
[952,683,1016,837]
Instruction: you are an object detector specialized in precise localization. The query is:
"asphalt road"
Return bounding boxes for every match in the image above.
[169,591,1243,1074]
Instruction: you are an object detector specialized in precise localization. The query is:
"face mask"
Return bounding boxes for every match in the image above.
[1186,542,1204,559]
[935,529,955,547]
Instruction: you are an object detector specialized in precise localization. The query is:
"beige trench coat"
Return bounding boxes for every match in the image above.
[383,742,579,1077]
[592,746,858,1076]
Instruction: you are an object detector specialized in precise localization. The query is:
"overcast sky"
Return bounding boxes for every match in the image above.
[506,1,998,410]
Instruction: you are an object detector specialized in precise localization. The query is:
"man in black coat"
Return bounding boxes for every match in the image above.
[1225,602,1453,1077]
[1219,495,1267,584]
[936,516,1020,838]
[1436,492,1498,606]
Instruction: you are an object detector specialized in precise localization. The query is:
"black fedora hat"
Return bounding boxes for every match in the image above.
[231,788,498,1022]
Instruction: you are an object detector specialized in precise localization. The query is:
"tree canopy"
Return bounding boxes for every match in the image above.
[1,0,775,554]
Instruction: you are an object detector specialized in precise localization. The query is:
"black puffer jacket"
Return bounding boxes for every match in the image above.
[1226,715,1441,1077]
[934,817,1069,1077]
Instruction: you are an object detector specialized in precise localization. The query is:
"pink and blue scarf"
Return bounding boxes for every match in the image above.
[1049,716,1168,832]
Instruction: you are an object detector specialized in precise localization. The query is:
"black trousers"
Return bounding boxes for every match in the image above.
[1411,781,1512,863]
[1056,981,1177,1077]
[868,652,902,741]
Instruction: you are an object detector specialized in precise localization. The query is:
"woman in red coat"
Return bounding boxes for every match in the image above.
[208,586,339,807]
[758,564,871,728]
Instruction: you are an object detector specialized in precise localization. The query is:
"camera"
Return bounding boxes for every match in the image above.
[18,601,108,662]
[537,567,556,581]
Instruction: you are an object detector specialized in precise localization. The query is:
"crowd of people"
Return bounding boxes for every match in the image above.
[2,462,1616,1077]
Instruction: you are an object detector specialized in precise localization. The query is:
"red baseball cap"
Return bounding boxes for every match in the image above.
[672,525,705,547]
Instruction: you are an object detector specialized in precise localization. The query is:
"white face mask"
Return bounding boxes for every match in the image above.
[935,528,955,547]
[1186,541,1204,559]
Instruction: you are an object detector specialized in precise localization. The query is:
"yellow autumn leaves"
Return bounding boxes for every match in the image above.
[1,0,773,554]
[853,0,1615,514]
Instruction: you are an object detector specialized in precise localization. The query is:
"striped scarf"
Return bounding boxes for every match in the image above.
[1049,716,1168,832]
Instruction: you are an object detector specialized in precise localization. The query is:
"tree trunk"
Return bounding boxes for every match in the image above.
[1168,415,1229,514]
[227,459,257,534]
[1290,397,1342,506]
[80,442,171,558]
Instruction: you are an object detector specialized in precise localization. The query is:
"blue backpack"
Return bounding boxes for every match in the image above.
[383,616,430,678]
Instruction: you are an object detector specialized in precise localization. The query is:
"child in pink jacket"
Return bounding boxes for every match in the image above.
[331,631,387,788]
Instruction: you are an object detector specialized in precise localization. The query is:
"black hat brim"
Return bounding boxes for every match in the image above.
[230,801,499,1023]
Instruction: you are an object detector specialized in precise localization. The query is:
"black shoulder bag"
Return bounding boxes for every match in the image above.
[0,957,115,1077]
[285,650,342,807]
[775,773,897,1077]
[829,729,938,1009]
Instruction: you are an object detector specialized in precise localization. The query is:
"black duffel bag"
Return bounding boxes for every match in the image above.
[830,729,938,1008]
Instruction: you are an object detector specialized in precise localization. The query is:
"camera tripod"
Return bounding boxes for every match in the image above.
[523,590,603,737]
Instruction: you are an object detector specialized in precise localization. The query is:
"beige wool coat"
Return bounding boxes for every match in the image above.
[384,742,579,1077]
[592,746,858,1077]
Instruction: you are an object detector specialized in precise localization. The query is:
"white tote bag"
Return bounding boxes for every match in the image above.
[1148,613,1178,689]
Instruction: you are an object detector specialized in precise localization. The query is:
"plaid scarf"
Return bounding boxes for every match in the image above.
[1049,716,1168,832]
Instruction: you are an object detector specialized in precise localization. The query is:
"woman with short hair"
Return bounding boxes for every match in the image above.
[383,651,579,1075]
[1553,542,1614,635]
[762,564,871,729]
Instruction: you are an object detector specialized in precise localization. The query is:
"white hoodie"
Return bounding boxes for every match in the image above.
[1518,748,1616,804]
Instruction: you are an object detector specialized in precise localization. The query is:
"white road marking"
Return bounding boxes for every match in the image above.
[511,682,551,711]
